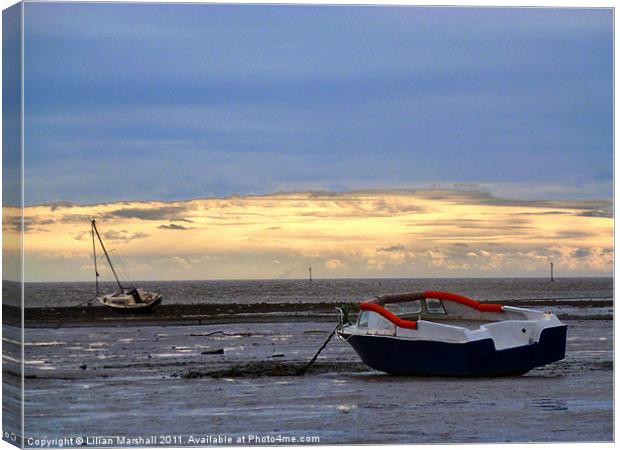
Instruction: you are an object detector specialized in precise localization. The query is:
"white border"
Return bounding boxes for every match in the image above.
[0,2,615,450]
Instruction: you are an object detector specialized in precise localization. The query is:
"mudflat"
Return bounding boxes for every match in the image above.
[6,316,612,445]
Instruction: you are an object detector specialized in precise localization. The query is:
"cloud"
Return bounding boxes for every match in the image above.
[171,256,192,270]
[412,188,613,212]
[573,248,590,258]
[72,228,149,243]
[520,211,569,216]
[2,216,55,233]
[372,199,426,215]
[104,206,192,222]
[553,230,596,239]
[158,223,194,230]
[16,188,613,281]
[101,229,150,243]
[377,244,406,252]
[49,202,77,211]
[72,231,88,241]
[578,209,613,218]
[325,259,344,269]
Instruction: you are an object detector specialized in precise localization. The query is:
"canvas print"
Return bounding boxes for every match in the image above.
[2,2,613,447]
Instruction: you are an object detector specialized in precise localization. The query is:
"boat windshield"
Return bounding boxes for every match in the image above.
[384,300,422,316]
[426,298,446,314]
[357,311,369,327]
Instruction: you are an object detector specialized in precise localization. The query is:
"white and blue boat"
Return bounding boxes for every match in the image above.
[337,291,567,376]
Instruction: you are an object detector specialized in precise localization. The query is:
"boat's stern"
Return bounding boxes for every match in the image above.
[529,321,568,367]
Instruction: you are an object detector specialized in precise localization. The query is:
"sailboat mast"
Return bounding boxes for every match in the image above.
[91,221,100,296]
[91,219,124,292]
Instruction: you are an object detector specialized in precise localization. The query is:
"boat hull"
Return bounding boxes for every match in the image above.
[339,324,567,377]
[98,295,162,313]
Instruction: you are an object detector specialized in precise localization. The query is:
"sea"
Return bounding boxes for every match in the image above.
[21,276,614,308]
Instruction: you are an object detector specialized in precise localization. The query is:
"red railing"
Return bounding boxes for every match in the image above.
[359,303,418,329]
[359,290,503,330]
[423,291,503,313]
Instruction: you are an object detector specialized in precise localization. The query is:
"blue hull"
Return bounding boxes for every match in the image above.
[342,325,567,377]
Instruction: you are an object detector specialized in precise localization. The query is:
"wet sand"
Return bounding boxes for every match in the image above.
[6,315,613,445]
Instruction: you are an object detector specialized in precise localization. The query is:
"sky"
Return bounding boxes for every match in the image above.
[21,4,613,204]
[6,4,614,280]
[5,189,612,281]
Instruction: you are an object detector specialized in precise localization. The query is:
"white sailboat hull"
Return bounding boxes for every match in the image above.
[97,289,162,312]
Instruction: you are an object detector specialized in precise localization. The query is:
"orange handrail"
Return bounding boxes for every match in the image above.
[423,291,503,313]
[359,303,418,329]
[358,291,504,330]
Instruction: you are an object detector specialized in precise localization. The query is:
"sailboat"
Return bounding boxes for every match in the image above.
[90,219,162,312]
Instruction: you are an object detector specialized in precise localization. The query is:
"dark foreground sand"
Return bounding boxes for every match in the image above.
[3,312,613,445]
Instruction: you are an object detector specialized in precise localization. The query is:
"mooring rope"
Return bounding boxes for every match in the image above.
[190,331,249,337]
[296,323,340,376]
[74,296,98,307]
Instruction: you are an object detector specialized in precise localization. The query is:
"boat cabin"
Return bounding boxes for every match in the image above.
[358,291,505,328]
[100,288,161,309]
[354,290,551,345]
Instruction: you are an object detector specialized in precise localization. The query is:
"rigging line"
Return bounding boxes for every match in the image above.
[117,261,133,287]
[91,219,124,291]
[108,250,128,283]
[107,248,132,287]
[116,254,133,285]
[96,264,113,283]
[91,222,99,297]
[109,247,133,286]
[96,254,116,283]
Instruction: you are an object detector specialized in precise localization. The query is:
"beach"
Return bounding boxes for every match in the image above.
[3,278,614,445]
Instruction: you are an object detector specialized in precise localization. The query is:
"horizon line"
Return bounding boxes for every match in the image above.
[12,275,614,284]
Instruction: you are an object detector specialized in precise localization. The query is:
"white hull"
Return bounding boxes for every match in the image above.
[97,289,162,311]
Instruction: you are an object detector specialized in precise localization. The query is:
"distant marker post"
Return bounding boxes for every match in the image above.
[550,262,554,282]
[309,266,312,282]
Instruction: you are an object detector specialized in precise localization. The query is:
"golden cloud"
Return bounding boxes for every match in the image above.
[5,189,613,281]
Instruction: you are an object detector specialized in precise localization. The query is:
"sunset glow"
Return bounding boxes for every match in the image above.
[5,189,612,281]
